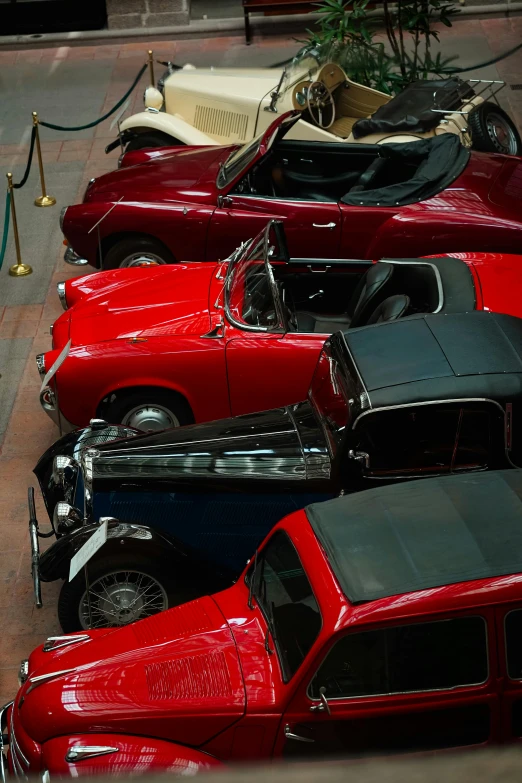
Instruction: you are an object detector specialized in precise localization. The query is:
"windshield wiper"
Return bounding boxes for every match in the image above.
[247,550,258,610]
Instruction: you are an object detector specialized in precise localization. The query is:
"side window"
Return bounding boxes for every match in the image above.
[309,616,488,700]
[354,405,499,477]
[505,609,522,680]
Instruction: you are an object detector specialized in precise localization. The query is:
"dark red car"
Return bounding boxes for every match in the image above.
[61,112,522,270]
[4,469,522,776]
[39,221,522,433]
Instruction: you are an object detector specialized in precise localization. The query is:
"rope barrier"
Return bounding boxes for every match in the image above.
[0,192,11,271]
[39,64,147,132]
[13,126,36,190]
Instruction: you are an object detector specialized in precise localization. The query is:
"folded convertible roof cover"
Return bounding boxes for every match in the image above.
[306,469,522,603]
[341,134,470,208]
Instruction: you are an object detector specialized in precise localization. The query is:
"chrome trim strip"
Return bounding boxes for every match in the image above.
[0,702,14,783]
[65,746,119,763]
[380,258,444,313]
[352,397,505,430]
[10,710,28,769]
[26,668,75,695]
[43,635,90,653]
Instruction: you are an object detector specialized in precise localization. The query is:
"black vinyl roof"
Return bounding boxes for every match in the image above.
[306,470,522,604]
[343,311,522,409]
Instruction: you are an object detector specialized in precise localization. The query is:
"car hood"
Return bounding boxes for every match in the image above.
[16,596,245,747]
[84,145,231,203]
[83,406,304,492]
[67,263,215,344]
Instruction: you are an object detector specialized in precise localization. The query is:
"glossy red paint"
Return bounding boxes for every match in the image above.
[8,507,522,776]
[62,112,522,270]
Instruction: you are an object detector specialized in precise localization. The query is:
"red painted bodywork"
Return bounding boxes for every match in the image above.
[8,509,522,776]
[44,245,522,430]
[62,113,522,269]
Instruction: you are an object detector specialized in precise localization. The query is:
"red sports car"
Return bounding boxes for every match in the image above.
[39,221,522,433]
[61,111,522,270]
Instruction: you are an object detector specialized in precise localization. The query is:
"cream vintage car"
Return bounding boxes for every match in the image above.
[105,47,521,156]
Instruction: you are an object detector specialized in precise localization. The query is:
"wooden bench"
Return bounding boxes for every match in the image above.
[242,0,318,44]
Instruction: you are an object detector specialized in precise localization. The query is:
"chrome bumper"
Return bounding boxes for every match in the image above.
[0,702,13,783]
[64,246,88,266]
[39,388,76,434]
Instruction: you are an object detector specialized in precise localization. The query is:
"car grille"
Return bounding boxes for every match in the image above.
[9,710,29,780]
[194,104,249,141]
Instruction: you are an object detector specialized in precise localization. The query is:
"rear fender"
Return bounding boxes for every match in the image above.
[120,111,217,146]
[42,733,223,775]
[39,521,193,582]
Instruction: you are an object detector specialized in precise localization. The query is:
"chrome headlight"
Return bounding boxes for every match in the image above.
[57,282,67,311]
[52,455,79,490]
[53,502,84,535]
[59,206,68,232]
[18,659,29,686]
[36,353,46,380]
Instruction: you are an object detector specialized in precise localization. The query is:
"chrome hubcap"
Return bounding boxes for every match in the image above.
[120,252,165,268]
[122,403,180,432]
[79,570,168,629]
[486,112,518,155]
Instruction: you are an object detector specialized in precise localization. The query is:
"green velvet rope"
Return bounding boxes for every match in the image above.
[39,64,147,132]
[0,192,11,272]
[13,126,36,190]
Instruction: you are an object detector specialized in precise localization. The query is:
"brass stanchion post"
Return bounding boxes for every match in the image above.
[7,173,32,277]
[148,50,155,87]
[32,111,56,208]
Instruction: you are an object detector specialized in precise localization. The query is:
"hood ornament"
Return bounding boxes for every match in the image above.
[26,668,76,694]
[65,746,119,763]
[43,635,90,653]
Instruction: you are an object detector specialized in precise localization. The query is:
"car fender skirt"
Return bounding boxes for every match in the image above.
[39,522,192,582]
[120,110,216,146]
[42,734,223,775]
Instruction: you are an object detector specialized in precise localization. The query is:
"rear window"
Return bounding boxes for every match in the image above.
[309,616,488,700]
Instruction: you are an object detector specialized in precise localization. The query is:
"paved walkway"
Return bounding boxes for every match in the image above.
[1,16,522,703]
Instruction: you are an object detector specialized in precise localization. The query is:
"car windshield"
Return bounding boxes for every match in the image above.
[224,224,285,332]
[246,530,322,682]
[309,341,353,456]
[217,135,262,189]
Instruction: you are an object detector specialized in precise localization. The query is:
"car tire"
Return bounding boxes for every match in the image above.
[468,102,522,156]
[101,387,194,432]
[126,132,184,151]
[58,552,198,632]
[102,236,176,269]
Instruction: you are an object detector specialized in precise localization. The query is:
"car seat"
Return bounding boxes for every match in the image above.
[366,294,411,324]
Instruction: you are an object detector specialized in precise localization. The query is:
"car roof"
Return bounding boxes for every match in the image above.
[306,470,522,605]
[343,311,522,410]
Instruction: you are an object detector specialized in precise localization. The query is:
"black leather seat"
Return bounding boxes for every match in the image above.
[295,261,394,333]
[366,294,410,324]
[348,156,387,194]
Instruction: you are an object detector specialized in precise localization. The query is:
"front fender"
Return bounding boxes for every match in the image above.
[34,423,139,521]
[39,521,193,582]
[120,110,218,146]
[42,734,223,776]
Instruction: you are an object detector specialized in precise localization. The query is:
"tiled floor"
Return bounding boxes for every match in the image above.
[1,16,522,703]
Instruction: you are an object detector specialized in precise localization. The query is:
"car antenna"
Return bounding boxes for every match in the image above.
[247,550,258,610]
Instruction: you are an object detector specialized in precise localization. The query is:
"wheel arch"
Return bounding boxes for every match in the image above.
[119,110,217,146]
[97,231,177,269]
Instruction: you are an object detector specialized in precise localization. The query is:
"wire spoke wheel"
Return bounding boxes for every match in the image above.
[485,111,519,155]
[79,569,168,629]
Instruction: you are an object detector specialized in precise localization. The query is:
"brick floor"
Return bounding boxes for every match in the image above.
[0,16,521,705]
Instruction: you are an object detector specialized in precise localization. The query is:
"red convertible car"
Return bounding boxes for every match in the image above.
[39,221,522,433]
[61,111,522,270]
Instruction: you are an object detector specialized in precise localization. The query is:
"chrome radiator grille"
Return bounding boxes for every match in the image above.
[9,710,29,780]
[194,104,249,141]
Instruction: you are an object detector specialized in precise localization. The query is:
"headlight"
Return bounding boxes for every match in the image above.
[36,353,46,380]
[144,86,164,110]
[57,281,67,310]
[52,455,79,489]
[18,659,29,686]
[53,502,83,535]
[59,206,67,231]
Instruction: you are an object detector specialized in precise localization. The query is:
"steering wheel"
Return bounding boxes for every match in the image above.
[307,81,336,130]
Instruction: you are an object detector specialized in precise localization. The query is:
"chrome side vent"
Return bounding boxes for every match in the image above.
[194,104,249,141]
[43,634,90,652]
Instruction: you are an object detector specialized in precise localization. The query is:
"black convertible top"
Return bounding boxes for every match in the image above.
[343,311,522,409]
[341,134,470,208]
[352,78,475,139]
[306,470,522,604]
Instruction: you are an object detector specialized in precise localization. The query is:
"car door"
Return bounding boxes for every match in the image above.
[496,605,522,744]
[338,202,399,259]
[208,197,341,261]
[275,612,499,760]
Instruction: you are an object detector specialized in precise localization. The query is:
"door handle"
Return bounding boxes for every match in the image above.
[217,195,233,208]
[284,725,314,743]
[312,222,336,229]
